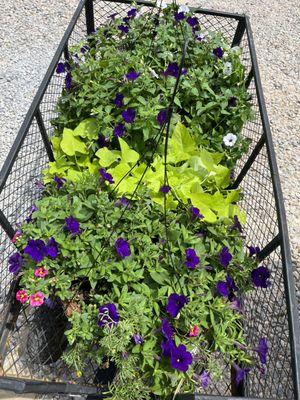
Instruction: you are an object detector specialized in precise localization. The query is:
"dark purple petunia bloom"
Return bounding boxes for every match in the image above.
[161,318,173,339]
[123,16,130,24]
[157,109,168,126]
[118,25,129,34]
[233,363,251,386]
[161,339,176,358]
[187,16,198,27]
[248,246,261,257]
[65,73,72,90]
[97,134,109,148]
[115,196,131,208]
[170,344,193,372]
[200,370,211,389]
[24,239,46,263]
[115,237,131,258]
[127,8,137,18]
[174,11,185,22]
[213,47,223,59]
[122,108,136,123]
[185,248,200,269]
[113,93,124,108]
[65,216,81,236]
[114,122,125,137]
[44,296,61,309]
[98,303,120,328]
[164,62,180,78]
[228,96,237,107]
[125,71,140,81]
[56,62,66,74]
[80,45,89,54]
[256,338,268,364]
[133,334,143,344]
[166,293,188,318]
[8,252,24,274]
[53,176,66,190]
[99,168,114,184]
[219,246,232,268]
[232,215,243,233]
[45,237,59,258]
[251,266,270,288]
[189,206,203,220]
[216,275,238,298]
[159,185,171,194]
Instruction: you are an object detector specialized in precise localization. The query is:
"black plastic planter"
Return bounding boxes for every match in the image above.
[0,0,299,399]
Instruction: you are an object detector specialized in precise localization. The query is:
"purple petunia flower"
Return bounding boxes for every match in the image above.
[127,8,137,18]
[248,246,261,257]
[97,134,109,148]
[216,275,238,298]
[161,318,173,340]
[161,339,176,358]
[228,96,237,107]
[113,93,124,108]
[213,47,223,59]
[114,122,125,137]
[65,216,81,236]
[232,215,243,233]
[56,62,66,74]
[157,109,168,126]
[251,266,270,288]
[159,185,171,194]
[24,239,46,263]
[174,11,185,22]
[185,248,200,269]
[163,62,181,78]
[99,168,114,184]
[256,338,268,365]
[170,344,193,372]
[229,297,243,312]
[8,252,24,274]
[133,334,143,344]
[45,237,59,258]
[80,45,89,54]
[98,303,120,328]
[200,370,211,389]
[44,297,61,309]
[125,71,140,81]
[65,73,72,90]
[219,246,232,268]
[123,16,130,24]
[189,206,203,220]
[115,196,131,208]
[118,25,129,34]
[187,16,198,27]
[53,176,66,190]
[233,363,251,386]
[26,204,38,223]
[115,237,131,258]
[166,293,188,318]
[122,108,136,123]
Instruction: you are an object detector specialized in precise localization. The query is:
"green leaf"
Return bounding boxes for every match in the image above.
[95,147,120,167]
[73,118,99,139]
[60,128,88,156]
[119,138,139,164]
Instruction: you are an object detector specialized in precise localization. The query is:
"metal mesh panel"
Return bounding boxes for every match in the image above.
[0,1,297,399]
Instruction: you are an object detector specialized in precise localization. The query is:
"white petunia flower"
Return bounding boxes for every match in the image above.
[224,61,232,75]
[178,4,190,13]
[223,133,237,147]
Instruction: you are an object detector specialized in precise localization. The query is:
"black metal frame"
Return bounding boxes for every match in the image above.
[0,1,299,399]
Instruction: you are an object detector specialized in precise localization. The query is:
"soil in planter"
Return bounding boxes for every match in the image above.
[24,301,68,365]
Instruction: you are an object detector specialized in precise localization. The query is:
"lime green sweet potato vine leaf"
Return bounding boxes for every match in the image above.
[60,128,88,156]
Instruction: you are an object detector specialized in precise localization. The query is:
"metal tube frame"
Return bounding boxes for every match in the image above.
[0,1,299,399]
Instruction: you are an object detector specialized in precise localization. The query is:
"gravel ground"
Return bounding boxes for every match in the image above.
[0,1,299,399]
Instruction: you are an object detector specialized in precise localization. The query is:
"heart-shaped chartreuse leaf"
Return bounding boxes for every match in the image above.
[96,137,139,168]
[73,118,100,140]
[60,128,88,156]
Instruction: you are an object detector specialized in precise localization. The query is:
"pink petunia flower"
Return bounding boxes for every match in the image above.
[30,292,45,307]
[34,267,49,278]
[11,230,22,243]
[189,325,199,337]
[16,289,29,304]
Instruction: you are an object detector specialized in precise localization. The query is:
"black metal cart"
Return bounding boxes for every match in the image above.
[0,1,299,399]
